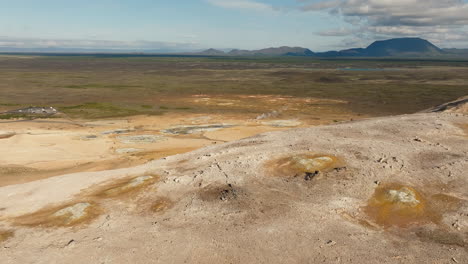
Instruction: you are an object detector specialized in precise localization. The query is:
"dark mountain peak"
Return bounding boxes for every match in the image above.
[199,37,449,58]
[365,37,442,57]
[228,49,251,55]
[199,48,225,55]
[227,46,314,56]
[316,37,445,58]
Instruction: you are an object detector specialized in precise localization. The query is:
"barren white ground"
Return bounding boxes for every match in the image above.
[1,111,467,264]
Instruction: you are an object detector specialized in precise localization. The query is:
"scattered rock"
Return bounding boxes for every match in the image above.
[101,129,133,135]
[199,184,241,202]
[78,135,98,141]
[115,148,143,154]
[424,96,468,114]
[256,110,280,120]
[6,106,58,115]
[117,135,166,144]
[304,171,319,181]
[161,124,234,135]
[220,184,238,201]
[333,167,347,172]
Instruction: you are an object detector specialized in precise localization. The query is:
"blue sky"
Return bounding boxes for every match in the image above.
[1,0,468,51]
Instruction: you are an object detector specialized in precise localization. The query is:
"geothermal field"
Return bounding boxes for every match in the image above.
[0,55,467,263]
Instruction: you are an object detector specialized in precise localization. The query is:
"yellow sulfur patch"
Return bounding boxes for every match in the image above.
[265,153,341,178]
[364,183,462,228]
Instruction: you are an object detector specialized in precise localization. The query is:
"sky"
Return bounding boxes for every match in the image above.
[1,0,468,52]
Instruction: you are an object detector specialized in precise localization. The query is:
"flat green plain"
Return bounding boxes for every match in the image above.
[0,55,467,119]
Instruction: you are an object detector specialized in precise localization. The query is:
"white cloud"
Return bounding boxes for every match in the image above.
[300,0,468,47]
[206,0,274,12]
[317,27,356,36]
[0,36,200,51]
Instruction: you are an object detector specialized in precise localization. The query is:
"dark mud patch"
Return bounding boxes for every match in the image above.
[364,183,463,228]
[199,184,243,202]
[0,229,14,243]
[13,202,102,228]
[414,228,466,248]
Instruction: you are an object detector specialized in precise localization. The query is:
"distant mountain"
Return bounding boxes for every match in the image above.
[210,38,450,58]
[364,38,442,56]
[2,38,467,59]
[199,48,226,55]
[442,48,468,56]
[317,48,365,57]
[228,46,315,56]
[317,38,444,57]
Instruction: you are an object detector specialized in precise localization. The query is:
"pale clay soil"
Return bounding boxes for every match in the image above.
[0,103,467,263]
[0,108,357,187]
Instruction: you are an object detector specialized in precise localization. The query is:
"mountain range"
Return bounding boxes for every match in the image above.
[1,38,467,58]
[199,38,467,58]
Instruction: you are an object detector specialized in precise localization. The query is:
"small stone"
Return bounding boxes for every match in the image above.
[304,171,319,181]
[333,167,347,172]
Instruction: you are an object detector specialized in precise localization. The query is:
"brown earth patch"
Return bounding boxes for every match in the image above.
[458,123,468,137]
[0,158,143,188]
[87,175,160,199]
[0,229,14,243]
[0,132,15,139]
[13,201,102,228]
[150,197,174,213]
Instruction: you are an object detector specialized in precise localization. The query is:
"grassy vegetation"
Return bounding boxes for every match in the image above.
[0,55,466,119]
[0,113,32,120]
[63,84,142,90]
[59,102,164,119]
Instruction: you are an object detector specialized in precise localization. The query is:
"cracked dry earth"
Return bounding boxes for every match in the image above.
[0,112,467,264]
